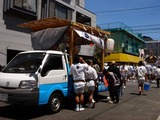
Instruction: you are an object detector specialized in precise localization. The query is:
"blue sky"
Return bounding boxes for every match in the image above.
[85,0,160,40]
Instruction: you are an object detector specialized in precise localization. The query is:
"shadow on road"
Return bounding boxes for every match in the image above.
[130,92,147,96]
[0,104,49,119]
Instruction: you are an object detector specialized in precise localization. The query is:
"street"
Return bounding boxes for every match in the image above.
[0,81,160,120]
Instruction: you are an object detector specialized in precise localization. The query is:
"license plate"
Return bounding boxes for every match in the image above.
[0,93,8,101]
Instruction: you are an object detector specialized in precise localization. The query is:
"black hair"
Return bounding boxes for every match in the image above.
[86,59,93,65]
[138,61,144,66]
[73,55,80,64]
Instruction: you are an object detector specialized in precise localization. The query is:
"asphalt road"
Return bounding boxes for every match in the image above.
[0,80,160,120]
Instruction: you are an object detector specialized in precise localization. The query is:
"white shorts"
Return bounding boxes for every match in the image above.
[86,80,95,91]
[138,77,145,84]
[74,82,86,93]
[138,80,145,84]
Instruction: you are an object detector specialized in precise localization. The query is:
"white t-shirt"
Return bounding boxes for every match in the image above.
[137,65,147,80]
[70,63,88,81]
[85,66,98,88]
[145,64,152,74]
[156,68,160,78]
[85,66,98,80]
[120,65,128,76]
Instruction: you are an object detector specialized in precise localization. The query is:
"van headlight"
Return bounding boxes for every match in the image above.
[19,80,37,89]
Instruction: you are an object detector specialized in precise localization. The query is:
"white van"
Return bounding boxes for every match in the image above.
[0,50,73,113]
[0,50,108,113]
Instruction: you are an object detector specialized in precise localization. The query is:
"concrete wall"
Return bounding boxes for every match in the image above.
[0,1,32,66]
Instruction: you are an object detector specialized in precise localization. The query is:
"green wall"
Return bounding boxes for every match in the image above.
[107,29,145,56]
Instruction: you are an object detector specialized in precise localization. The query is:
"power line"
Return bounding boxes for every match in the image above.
[130,24,160,28]
[98,22,160,27]
[94,5,160,13]
[140,31,160,34]
[135,28,160,31]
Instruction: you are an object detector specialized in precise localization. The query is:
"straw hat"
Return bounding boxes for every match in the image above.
[110,61,115,65]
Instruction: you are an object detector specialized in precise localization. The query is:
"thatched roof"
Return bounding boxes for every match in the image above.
[18,17,110,37]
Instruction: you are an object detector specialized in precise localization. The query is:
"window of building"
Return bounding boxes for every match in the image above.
[49,1,55,17]
[62,0,71,4]
[76,12,91,26]
[14,0,37,13]
[76,0,80,6]
[3,0,37,20]
[67,8,72,20]
[49,1,72,20]
[55,4,67,19]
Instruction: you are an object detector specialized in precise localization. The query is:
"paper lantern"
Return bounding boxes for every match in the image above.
[105,38,114,53]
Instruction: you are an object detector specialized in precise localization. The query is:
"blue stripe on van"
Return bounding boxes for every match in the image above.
[39,82,68,105]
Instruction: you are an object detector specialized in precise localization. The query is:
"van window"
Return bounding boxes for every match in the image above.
[41,54,63,76]
[47,54,63,70]
[2,52,45,73]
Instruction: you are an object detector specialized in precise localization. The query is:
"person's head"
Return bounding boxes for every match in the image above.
[138,61,144,66]
[73,55,80,64]
[103,67,109,76]
[110,61,116,66]
[104,63,108,67]
[93,59,98,64]
[86,59,93,66]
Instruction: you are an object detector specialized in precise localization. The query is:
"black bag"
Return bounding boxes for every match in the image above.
[110,72,120,86]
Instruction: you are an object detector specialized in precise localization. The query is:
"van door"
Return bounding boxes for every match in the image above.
[38,54,68,105]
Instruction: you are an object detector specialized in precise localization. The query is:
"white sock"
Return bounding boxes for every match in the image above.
[76,104,79,109]
[80,104,83,108]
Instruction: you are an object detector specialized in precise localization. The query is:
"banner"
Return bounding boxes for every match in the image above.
[78,45,95,56]
[74,29,104,49]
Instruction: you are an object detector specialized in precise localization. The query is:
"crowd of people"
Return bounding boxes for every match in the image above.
[70,55,160,112]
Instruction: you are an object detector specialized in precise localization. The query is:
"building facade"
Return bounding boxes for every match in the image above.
[0,0,96,66]
[145,40,160,58]
[103,23,145,63]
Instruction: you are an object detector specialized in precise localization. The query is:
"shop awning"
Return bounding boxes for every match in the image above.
[104,53,142,63]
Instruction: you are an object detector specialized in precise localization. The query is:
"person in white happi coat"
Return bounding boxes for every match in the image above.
[136,61,147,95]
[85,60,98,108]
[119,63,128,88]
[70,56,88,112]
[155,65,160,88]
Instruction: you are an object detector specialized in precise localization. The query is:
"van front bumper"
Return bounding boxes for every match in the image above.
[0,87,39,105]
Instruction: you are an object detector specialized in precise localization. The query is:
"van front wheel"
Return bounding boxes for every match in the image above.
[48,93,62,113]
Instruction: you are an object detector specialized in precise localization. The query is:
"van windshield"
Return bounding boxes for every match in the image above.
[2,52,46,73]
